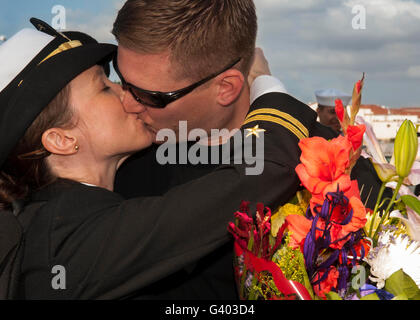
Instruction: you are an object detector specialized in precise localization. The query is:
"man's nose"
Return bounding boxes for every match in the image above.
[122,90,147,114]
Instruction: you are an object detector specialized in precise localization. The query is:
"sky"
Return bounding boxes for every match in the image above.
[1,0,420,107]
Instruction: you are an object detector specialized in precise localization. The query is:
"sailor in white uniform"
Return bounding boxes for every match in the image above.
[314,88,352,133]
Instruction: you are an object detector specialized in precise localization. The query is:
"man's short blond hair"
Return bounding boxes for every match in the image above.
[112,0,257,81]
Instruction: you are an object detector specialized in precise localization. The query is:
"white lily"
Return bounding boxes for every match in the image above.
[391,208,420,243]
[357,116,420,185]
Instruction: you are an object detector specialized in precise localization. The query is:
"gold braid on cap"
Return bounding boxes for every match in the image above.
[38,40,83,65]
[18,36,83,88]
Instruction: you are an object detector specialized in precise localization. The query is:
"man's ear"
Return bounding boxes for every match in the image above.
[41,128,78,155]
[216,69,245,106]
[316,106,323,116]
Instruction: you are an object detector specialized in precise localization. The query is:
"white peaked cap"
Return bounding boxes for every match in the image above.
[314,88,352,107]
[0,28,54,91]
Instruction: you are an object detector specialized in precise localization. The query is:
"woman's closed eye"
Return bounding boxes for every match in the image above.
[101,79,113,92]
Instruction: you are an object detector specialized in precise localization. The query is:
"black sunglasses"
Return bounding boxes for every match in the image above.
[113,55,241,109]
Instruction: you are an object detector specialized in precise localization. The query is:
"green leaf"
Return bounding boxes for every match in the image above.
[360,293,380,300]
[384,269,420,300]
[325,291,342,300]
[289,194,299,205]
[401,195,420,216]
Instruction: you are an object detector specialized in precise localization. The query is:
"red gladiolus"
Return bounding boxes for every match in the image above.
[346,124,366,151]
[288,180,367,251]
[285,214,312,250]
[339,238,371,265]
[295,136,352,197]
[329,196,367,250]
[335,99,345,122]
[356,80,362,94]
[313,266,339,299]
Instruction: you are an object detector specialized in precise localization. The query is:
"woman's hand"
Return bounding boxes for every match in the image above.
[248,47,272,87]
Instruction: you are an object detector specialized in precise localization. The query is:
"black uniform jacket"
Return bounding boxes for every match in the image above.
[20,92,319,299]
[114,92,387,300]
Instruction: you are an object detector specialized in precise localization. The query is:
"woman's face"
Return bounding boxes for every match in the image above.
[69,65,153,159]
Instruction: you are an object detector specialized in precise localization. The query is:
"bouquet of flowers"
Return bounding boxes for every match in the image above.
[228,75,420,300]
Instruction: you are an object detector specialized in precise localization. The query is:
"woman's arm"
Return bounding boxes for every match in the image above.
[83,160,298,299]
[49,101,311,299]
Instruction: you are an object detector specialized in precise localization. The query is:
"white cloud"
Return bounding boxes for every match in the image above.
[257,0,322,10]
[345,0,420,19]
[407,66,420,78]
[64,0,124,43]
[255,0,420,106]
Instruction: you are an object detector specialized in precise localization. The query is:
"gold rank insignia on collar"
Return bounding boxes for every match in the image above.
[245,124,266,138]
[243,108,309,141]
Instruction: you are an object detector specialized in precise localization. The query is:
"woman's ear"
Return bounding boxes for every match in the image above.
[41,128,78,155]
[216,69,245,107]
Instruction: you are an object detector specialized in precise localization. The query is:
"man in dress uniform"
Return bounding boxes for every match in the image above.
[111,0,386,299]
[314,88,352,133]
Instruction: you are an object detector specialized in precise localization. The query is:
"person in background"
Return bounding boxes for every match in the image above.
[314,88,352,133]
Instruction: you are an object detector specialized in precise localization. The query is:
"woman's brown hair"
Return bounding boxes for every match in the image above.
[0,85,74,210]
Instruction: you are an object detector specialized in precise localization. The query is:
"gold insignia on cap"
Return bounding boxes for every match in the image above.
[245,124,266,138]
[38,40,83,65]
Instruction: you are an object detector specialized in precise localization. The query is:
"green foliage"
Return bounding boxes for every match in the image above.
[401,195,420,216]
[360,293,380,300]
[251,273,282,300]
[272,234,314,299]
[325,291,342,300]
[385,269,420,300]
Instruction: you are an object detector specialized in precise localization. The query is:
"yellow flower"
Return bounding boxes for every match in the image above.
[364,210,387,237]
[364,210,407,240]
[271,201,306,237]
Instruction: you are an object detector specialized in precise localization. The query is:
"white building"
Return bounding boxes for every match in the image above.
[309,103,420,157]
[357,105,420,141]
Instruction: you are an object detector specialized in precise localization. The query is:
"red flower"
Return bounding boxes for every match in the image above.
[339,238,371,265]
[295,136,352,197]
[288,180,367,251]
[342,196,367,233]
[285,214,312,250]
[329,196,367,249]
[228,202,275,259]
[335,99,345,122]
[313,266,339,299]
[356,80,362,94]
[346,124,366,151]
[354,238,371,259]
